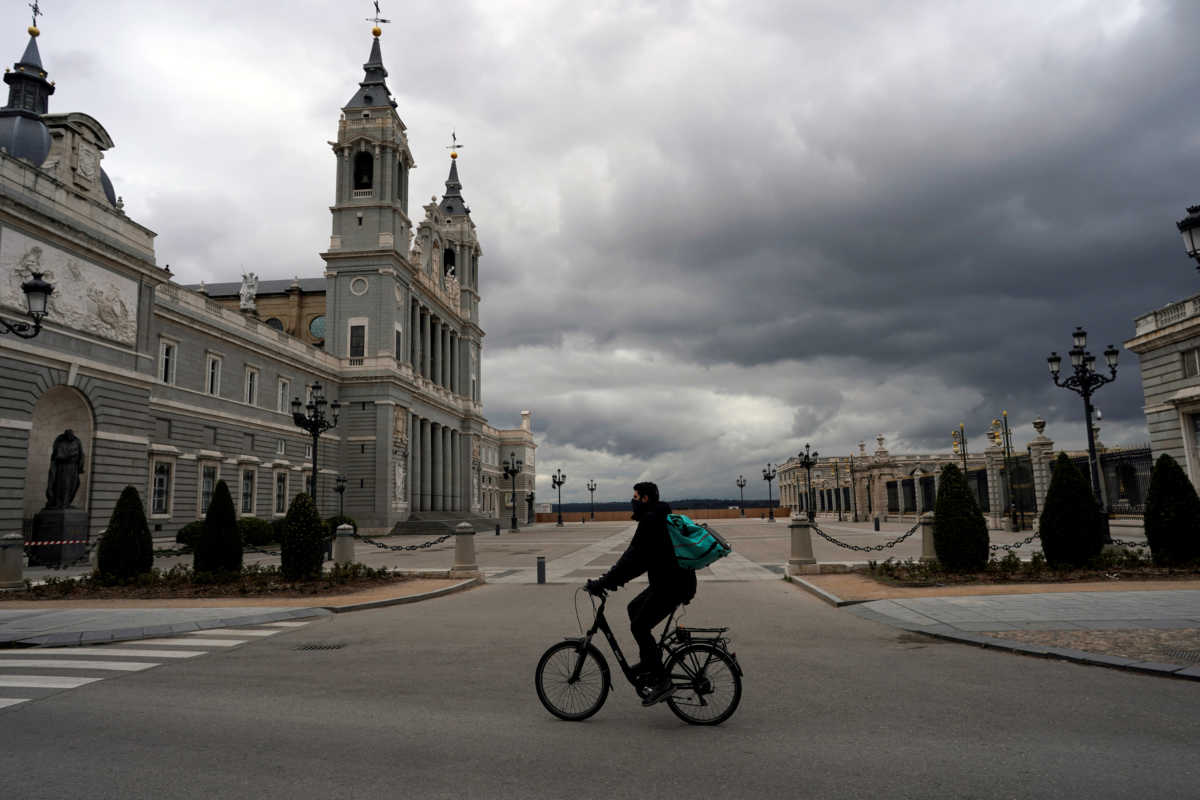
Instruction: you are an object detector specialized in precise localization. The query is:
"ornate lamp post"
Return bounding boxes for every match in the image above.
[848,452,858,521]
[831,458,844,521]
[1,272,53,338]
[502,452,523,531]
[798,444,818,522]
[951,423,968,474]
[526,492,535,525]
[761,463,777,522]
[586,479,597,519]
[291,381,340,511]
[552,468,566,527]
[735,475,747,516]
[1176,205,1200,270]
[1047,326,1119,542]
[335,475,347,518]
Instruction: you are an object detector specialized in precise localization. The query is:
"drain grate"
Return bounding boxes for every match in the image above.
[294,642,346,651]
[1161,648,1200,663]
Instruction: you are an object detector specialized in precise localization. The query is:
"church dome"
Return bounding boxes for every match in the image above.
[0,112,50,165]
[100,167,117,205]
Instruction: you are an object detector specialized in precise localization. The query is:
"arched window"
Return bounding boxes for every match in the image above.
[353,152,373,190]
[443,247,456,278]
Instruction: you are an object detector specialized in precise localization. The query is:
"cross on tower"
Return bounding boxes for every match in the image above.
[366,1,390,26]
[446,131,465,157]
[29,1,42,27]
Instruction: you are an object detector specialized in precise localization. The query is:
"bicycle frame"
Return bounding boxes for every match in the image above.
[568,593,680,689]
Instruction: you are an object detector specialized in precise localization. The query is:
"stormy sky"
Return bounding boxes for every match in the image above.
[16,1,1200,502]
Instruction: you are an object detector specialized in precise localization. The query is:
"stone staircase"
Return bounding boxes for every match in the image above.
[388,511,501,537]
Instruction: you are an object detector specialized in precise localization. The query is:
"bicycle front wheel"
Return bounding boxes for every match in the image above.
[535,640,610,721]
[665,643,742,725]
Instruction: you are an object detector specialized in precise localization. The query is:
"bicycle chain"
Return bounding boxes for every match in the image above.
[809,520,921,552]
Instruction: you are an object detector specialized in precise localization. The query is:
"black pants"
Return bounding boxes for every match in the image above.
[627,586,679,678]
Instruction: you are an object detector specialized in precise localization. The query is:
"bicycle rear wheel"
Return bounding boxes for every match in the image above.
[535,640,610,721]
[665,643,742,725]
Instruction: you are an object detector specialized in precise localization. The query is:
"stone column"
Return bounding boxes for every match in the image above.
[410,301,418,367]
[919,512,936,562]
[432,422,444,511]
[409,413,419,512]
[985,447,1005,530]
[450,429,459,511]
[787,518,815,574]
[1027,419,1055,517]
[442,426,452,512]
[431,317,440,384]
[451,334,459,394]
[441,325,450,389]
[421,309,431,379]
[453,522,477,572]
[420,419,432,511]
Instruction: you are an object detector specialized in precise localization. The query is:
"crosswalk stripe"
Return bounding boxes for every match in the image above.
[138,638,245,647]
[0,659,160,671]
[0,675,103,689]
[264,621,312,628]
[0,698,28,709]
[35,647,205,659]
[187,629,278,637]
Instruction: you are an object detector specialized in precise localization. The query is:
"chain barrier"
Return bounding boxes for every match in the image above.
[809,520,921,552]
[244,543,282,557]
[1109,538,1148,548]
[352,531,454,552]
[989,532,1040,552]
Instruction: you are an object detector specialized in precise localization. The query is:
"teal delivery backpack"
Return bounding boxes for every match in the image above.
[665,513,732,569]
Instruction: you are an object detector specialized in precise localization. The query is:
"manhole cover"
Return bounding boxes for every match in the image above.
[294,642,346,651]
[1161,648,1200,663]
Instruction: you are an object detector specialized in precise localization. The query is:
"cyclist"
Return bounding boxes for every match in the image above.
[586,481,696,706]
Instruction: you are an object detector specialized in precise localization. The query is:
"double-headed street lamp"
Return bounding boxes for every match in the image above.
[797,444,818,522]
[762,463,777,522]
[291,381,340,511]
[1047,326,1118,542]
[951,422,968,474]
[586,479,597,519]
[502,452,523,531]
[1,272,53,338]
[735,475,747,516]
[552,468,566,527]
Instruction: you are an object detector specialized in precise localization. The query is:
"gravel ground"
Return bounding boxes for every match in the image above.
[979,627,1200,666]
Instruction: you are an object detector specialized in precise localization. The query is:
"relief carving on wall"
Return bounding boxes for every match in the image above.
[1,231,137,345]
[393,407,409,446]
[393,445,408,506]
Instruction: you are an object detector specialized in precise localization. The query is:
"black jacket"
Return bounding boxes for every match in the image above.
[599,501,697,602]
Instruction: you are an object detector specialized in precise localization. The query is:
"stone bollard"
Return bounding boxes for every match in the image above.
[334,524,356,566]
[453,522,478,572]
[873,515,880,532]
[0,533,24,589]
[536,555,546,584]
[787,517,816,575]
[919,512,936,562]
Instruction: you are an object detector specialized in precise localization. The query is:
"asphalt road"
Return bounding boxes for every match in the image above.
[2,579,1196,799]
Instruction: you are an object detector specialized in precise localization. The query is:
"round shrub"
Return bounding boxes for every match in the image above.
[326,514,358,536]
[281,493,325,580]
[1038,453,1105,568]
[931,463,989,572]
[97,485,153,579]
[1143,453,1200,566]
[238,516,276,547]
[195,480,242,574]
[175,520,205,548]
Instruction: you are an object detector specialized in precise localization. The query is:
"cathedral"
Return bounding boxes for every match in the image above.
[0,18,534,545]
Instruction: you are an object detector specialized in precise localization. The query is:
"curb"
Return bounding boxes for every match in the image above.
[784,574,865,607]
[321,576,483,613]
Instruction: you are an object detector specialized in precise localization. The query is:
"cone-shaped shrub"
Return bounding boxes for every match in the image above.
[97,485,153,579]
[195,480,242,574]
[931,463,989,572]
[281,492,325,580]
[1039,453,1105,568]
[1143,453,1200,566]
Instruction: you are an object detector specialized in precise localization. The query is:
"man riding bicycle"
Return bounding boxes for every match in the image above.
[586,481,696,706]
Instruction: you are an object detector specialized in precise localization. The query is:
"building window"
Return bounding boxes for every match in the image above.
[395,327,403,360]
[151,460,173,516]
[265,317,284,331]
[273,470,288,515]
[305,443,313,460]
[278,378,290,412]
[245,366,259,406]
[302,470,313,497]
[159,338,177,384]
[1183,348,1200,379]
[199,463,218,516]
[353,151,373,190]
[205,354,222,396]
[349,324,366,358]
[241,468,256,515]
[276,439,286,456]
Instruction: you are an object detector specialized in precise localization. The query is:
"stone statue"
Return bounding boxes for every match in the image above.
[45,429,85,509]
[239,272,258,311]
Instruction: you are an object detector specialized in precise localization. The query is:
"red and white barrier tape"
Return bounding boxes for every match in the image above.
[24,539,90,546]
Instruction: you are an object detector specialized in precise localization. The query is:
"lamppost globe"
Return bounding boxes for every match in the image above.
[1,271,54,338]
[1176,204,1200,269]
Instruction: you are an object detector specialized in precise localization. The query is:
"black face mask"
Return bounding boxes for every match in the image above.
[631,499,643,515]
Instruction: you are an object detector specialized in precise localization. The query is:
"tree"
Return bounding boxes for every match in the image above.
[931,463,989,572]
[195,480,242,574]
[1143,453,1200,566]
[97,485,153,579]
[1038,453,1105,568]
[281,492,325,580]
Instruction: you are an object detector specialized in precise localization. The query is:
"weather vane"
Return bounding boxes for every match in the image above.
[367,1,390,27]
[446,131,465,158]
[29,1,42,28]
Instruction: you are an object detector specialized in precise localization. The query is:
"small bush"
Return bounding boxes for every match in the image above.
[238,516,276,547]
[1039,453,1105,568]
[175,520,205,548]
[281,493,325,580]
[97,485,153,580]
[931,463,989,572]
[1143,453,1200,566]
[326,514,358,535]
[195,480,243,574]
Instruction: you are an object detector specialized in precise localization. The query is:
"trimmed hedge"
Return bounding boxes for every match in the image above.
[238,516,276,547]
[175,520,205,549]
[97,485,154,579]
[195,480,242,574]
[1143,453,1200,566]
[281,493,325,580]
[1039,453,1105,568]
[931,463,989,572]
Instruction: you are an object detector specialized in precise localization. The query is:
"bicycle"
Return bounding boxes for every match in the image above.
[534,586,743,725]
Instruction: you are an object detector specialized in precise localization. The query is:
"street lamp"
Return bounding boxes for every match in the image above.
[847,452,858,521]
[797,444,818,522]
[831,458,844,522]
[0,272,53,338]
[761,463,777,522]
[735,475,747,516]
[586,479,597,519]
[552,468,566,527]
[335,474,347,518]
[951,422,968,474]
[1047,326,1119,542]
[502,452,523,531]
[1176,205,1200,270]
[291,381,340,512]
[990,411,1024,531]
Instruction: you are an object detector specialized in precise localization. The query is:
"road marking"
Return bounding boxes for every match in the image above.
[138,638,245,647]
[34,647,205,659]
[0,698,28,709]
[0,659,160,671]
[0,675,103,689]
[186,629,279,637]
